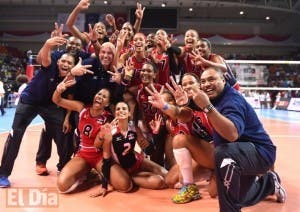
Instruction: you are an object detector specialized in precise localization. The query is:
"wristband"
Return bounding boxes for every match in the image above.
[162,103,169,111]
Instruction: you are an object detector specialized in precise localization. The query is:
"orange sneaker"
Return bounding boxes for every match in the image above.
[36,164,49,176]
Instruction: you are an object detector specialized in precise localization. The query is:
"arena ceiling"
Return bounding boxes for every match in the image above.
[1,0,300,44]
[2,0,300,11]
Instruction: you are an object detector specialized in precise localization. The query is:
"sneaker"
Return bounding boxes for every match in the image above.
[0,175,11,188]
[36,164,49,176]
[269,171,286,203]
[172,183,201,204]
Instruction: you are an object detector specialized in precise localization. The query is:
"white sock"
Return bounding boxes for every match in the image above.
[173,148,193,185]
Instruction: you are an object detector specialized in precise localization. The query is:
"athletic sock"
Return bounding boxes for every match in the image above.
[173,147,193,185]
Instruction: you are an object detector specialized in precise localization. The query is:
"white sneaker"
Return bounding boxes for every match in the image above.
[269,171,287,203]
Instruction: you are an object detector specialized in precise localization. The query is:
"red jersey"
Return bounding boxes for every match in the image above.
[127,56,150,87]
[86,42,95,54]
[137,83,162,129]
[77,107,113,147]
[179,50,204,78]
[120,41,134,55]
[185,110,213,142]
[151,48,170,85]
[166,119,190,136]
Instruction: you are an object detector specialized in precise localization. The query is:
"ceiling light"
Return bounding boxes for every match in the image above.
[239,11,244,15]
[104,1,108,4]
[161,2,166,7]
[265,16,270,20]
[189,8,193,12]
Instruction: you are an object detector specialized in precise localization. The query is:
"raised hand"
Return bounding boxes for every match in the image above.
[107,66,121,84]
[116,30,128,48]
[56,77,76,94]
[168,34,177,45]
[149,113,162,134]
[190,49,207,67]
[94,122,113,148]
[46,36,67,49]
[105,14,116,29]
[77,0,90,11]
[165,76,188,106]
[50,22,68,38]
[135,2,145,20]
[145,84,166,110]
[190,87,210,109]
[100,123,113,139]
[70,57,93,76]
[87,23,100,42]
[122,60,134,81]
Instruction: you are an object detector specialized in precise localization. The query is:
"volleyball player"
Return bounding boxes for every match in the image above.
[194,38,240,90]
[66,0,109,54]
[53,79,132,194]
[147,74,216,203]
[91,101,167,197]
[136,61,168,166]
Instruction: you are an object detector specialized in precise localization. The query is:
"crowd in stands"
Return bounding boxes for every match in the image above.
[0,45,27,107]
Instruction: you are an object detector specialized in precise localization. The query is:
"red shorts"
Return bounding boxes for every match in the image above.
[76,149,103,169]
[126,153,144,174]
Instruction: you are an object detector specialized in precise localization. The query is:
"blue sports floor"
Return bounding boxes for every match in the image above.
[0,107,299,133]
[0,107,43,133]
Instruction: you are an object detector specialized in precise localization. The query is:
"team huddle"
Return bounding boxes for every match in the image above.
[0,1,286,211]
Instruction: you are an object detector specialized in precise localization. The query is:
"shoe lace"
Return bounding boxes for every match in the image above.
[179,185,189,194]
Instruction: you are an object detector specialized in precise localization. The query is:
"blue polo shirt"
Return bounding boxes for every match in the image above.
[20,62,62,106]
[211,83,276,165]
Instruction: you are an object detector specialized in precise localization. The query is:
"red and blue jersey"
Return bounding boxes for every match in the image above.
[77,107,113,147]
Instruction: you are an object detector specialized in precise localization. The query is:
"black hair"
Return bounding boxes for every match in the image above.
[182,72,201,83]
[143,61,158,73]
[16,74,28,84]
[199,38,212,51]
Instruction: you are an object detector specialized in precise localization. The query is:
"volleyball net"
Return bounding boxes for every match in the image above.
[226,60,300,111]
